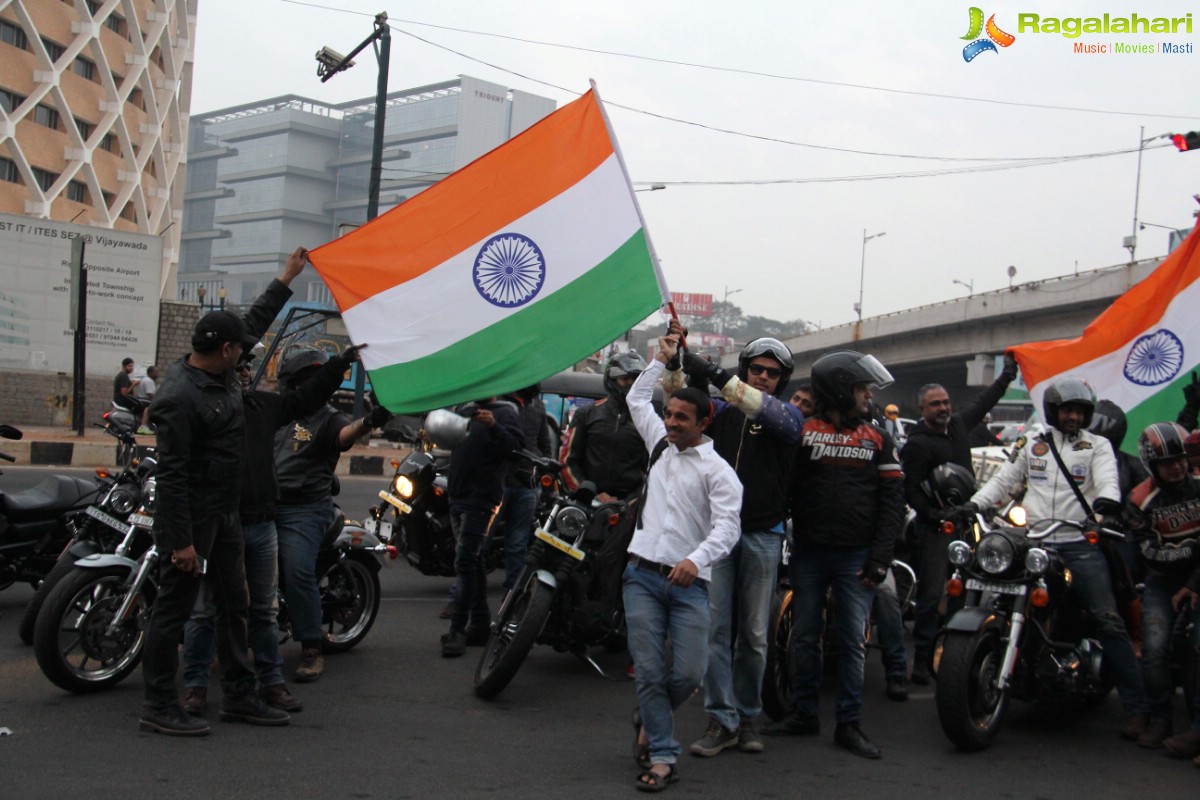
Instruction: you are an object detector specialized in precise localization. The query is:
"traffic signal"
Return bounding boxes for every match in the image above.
[1172,131,1200,152]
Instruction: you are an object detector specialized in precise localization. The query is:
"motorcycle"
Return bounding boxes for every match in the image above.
[0,424,101,595]
[33,489,392,693]
[935,513,1123,751]
[17,414,155,643]
[370,411,502,578]
[474,452,628,699]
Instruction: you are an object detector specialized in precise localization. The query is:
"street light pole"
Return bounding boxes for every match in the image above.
[855,229,886,323]
[952,278,974,295]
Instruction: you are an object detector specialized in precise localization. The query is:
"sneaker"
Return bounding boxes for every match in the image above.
[136,426,154,435]
[910,661,931,686]
[689,717,739,757]
[441,628,467,658]
[139,703,211,737]
[761,711,820,737]
[835,722,881,759]
[465,623,490,647]
[294,647,324,683]
[1119,713,1150,742]
[182,686,207,716]
[1163,728,1200,759]
[1137,718,1171,749]
[260,683,304,713]
[737,721,764,753]
[219,691,290,726]
[886,676,909,702]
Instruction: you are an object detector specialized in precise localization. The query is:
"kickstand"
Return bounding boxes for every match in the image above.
[575,651,624,681]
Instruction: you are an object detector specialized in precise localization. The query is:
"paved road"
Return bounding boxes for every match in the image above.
[0,473,1196,798]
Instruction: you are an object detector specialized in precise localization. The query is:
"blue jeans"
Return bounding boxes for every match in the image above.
[1055,541,1149,715]
[492,486,537,593]
[873,577,908,680]
[450,504,497,632]
[790,544,875,724]
[277,498,337,646]
[183,520,285,687]
[1141,573,1200,728]
[703,530,781,731]
[623,563,710,765]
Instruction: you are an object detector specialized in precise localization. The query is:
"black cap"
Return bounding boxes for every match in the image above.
[192,310,257,351]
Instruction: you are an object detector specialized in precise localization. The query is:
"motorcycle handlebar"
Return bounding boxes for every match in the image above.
[515,448,563,473]
[0,451,14,463]
[1025,519,1125,541]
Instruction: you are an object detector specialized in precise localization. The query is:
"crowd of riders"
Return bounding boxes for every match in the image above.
[552,322,1200,791]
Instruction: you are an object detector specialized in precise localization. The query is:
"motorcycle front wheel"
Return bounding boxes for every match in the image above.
[318,554,382,654]
[19,550,82,644]
[33,567,146,693]
[761,588,794,721]
[474,570,553,699]
[936,629,1010,751]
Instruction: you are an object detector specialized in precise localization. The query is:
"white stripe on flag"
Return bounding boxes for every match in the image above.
[346,154,642,370]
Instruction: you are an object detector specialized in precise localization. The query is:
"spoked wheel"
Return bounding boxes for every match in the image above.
[474,570,552,699]
[33,567,146,693]
[318,555,381,654]
[761,588,794,721]
[936,630,1010,751]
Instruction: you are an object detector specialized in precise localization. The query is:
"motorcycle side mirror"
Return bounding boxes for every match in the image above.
[0,424,23,440]
[1092,498,1122,517]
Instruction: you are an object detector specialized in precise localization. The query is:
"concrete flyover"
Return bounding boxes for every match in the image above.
[733,257,1161,417]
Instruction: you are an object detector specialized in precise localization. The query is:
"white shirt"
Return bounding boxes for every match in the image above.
[133,376,156,400]
[625,359,742,580]
[970,427,1119,543]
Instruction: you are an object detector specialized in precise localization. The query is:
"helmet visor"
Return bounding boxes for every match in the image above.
[856,354,894,390]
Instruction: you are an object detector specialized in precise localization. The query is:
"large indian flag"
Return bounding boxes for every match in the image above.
[308,88,667,413]
[1012,220,1200,453]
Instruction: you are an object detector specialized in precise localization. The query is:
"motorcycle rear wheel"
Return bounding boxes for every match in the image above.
[474,571,553,699]
[318,554,381,654]
[33,567,146,693]
[936,629,1010,751]
[761,588,795,721]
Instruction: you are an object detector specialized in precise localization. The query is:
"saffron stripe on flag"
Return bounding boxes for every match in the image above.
[365,230,662,413]
[309,91,615,311]
[345,155,641,370]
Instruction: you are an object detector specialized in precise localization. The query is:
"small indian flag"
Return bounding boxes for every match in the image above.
[1012,220,1200,453]
[308,86,667,413]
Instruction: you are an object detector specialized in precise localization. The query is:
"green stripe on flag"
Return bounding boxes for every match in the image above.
[368,230,662,413]
[1121,364,1200,454]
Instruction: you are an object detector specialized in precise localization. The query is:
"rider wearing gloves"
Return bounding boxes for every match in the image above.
[1125,422,1200,756]
[966,377,1151,741]
[764,350,904,759]
[273,348,391,683]
[674,340,803,757]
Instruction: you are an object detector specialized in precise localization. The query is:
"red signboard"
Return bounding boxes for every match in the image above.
[670,292,713,317]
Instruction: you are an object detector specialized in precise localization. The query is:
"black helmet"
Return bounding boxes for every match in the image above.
[277,348,328,385]
[1042,377,1095,430]
[604,351,647,398]
[1138,422,1189,484]
[811,350,894,414]
[921,463,977,509]
[738,338,794,397]
[1088,399,1128,452]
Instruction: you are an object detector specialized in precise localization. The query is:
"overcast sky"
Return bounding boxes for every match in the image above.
[191,0,1200,330]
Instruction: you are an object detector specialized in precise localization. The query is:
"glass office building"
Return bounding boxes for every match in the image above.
[180,75,556,306]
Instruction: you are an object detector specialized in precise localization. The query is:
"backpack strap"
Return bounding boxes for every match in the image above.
[636,436,670,530]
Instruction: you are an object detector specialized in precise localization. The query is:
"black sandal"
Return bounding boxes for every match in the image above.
[635,764,678,793]
[631,708,650,770]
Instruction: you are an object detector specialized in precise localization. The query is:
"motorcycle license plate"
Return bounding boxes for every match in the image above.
[377,490,412,515]
[534,528,585,561]
[128,513,154,529]
[965,578,1027,596]
[85,504,129,533]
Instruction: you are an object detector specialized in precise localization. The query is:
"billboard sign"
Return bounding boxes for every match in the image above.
[670,292,713,317]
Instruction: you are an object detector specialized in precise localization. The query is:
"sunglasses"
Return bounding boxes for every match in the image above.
[748,364,782,379]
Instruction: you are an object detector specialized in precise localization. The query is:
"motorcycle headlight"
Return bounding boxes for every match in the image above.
[947,540,973,567]
[553,506,588,540]
[977,534,1015,575]
[141,477,157,514]
[1025,547,1050,575]
[393,475,415,499]
[1006,504,1027,527]
[108,485,140,515]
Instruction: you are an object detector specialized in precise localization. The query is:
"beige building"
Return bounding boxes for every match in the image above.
[0,0,195,298]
